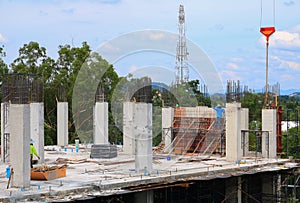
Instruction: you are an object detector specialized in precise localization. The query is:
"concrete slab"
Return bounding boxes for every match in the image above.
[0,144,298,202]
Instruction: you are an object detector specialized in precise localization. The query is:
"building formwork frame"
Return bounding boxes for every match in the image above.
[241,130,270,159]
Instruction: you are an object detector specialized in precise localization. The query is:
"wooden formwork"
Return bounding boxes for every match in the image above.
[172,107,224,155]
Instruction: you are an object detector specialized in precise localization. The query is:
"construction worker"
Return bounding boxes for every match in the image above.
[30,139,40,168]
[213,104,225,128]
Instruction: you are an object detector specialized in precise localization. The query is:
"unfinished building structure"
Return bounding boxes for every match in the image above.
[93,84,109,145]
[161,106,224,156]
[159,104,256,163]
[1,73,44,187]
[90,84,117,159]
[123,78,153,174]
[57,85,68,146]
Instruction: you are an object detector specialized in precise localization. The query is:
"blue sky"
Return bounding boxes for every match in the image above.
[0,0,300,93]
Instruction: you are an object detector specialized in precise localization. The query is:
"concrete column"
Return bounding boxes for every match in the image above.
[123,102,135,154]
[57,102,68,146]
[9,104,30,188]
[262,109,277,158]
[226,103,242,162]
[240,108,249,156]
[30,103,44,163]
[135,103,152,174]
[238,176,242,203]
[93,102,108,144]
[134,190,153,203]
[162,107,174,153]
[262,173,274,202]
[225,177,239,203]
[1,103,10,163]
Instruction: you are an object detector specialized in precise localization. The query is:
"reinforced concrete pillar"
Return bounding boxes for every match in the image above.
[162,107,174,153]
[226,103,242,162]
[57,102,68,146]
[93,102,108,144]
[241,108,249,156]
[9,104,30,188]
[225,177,241,203]
[262,109,277,158]
[1,103,10,163]
[262,173,274,202]
[134,190,153,203]
[123,102,135,154]
[135,103,152,174]
[30,103,44,163]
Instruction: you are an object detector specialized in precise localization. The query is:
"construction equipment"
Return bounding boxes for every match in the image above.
[260,0,276,108]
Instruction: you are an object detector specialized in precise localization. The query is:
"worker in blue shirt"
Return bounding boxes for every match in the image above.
[213,104,225,128]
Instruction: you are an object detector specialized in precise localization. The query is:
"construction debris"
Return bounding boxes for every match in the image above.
[31,164,67,181]
[31,164,68,172]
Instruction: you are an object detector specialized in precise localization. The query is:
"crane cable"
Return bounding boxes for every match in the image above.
[260,0,276,27]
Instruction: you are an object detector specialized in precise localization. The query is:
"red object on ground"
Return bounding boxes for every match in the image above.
[260,27,275,41]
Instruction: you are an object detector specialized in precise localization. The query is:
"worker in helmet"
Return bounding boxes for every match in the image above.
[213,104,225,128]
[30,139,40,168]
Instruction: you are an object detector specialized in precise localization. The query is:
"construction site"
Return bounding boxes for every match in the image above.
[0,3,300,203]
[0,75,300,202]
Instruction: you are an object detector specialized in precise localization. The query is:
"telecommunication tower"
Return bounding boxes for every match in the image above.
[175,4,189,84]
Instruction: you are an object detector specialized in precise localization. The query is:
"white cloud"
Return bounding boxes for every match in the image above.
[149,33,166,40]
[230,58,243,62]
[271,55,300,71]
[286,61,300,71]
[268,31,300,49]
[284,0,295,6]
[0,33,5,42]
[129,65,137,72]
[227,63,239,70]
[281,74,294,80]
[101,42,120,52]
[291,24,300,32]
[221,70,241,81]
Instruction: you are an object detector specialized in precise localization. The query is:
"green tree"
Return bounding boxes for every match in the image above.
[11,41,54,81]
[0,45,9,88]
[242,92,264,122]
[0,45,9,76]
[188,79,211,106]
[0,45,9,142]
[72,51,120,143]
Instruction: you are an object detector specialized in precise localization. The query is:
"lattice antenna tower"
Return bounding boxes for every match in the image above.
[175,4,189,84]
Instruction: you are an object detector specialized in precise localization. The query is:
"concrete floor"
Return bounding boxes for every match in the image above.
[0,144,298,202]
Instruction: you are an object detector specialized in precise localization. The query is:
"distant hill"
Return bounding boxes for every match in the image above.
[281,89,300,96]
[152,82,170,92]
[289,92,300,98]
